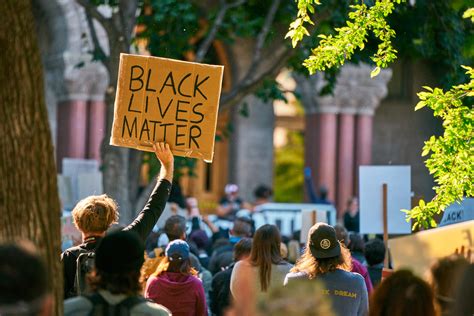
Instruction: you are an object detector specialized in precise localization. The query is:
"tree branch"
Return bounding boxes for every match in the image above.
[248,0,281,73]
[85,12,108,63]
[75,0,114,35]
[118,0,139,46]
[195,0,246,63]
[219,6,325,112]
[220,44,294,111]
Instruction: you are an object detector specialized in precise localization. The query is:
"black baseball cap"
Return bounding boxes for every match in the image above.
[308,223,341,259]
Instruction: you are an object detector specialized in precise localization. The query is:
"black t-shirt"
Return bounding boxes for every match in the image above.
[61,179,172,299]
[210,264,234,316]
[344,211,360,233]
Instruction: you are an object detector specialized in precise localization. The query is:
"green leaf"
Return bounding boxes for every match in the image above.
[462,8,474,22]
[419,199,425,207]
[415,101,426,111]
[370,66,381,78]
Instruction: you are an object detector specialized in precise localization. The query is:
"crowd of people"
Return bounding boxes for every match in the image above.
[0,144,473,315]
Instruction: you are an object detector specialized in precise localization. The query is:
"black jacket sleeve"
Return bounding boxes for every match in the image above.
[61,250,78,299]
[123,179,172,241]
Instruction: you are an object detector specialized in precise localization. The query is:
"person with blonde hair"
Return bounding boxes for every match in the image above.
[62,142,174,298]
[145,240,207,316]
[285,223,368,316]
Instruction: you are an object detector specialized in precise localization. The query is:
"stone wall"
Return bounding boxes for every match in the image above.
[373,61,442,203]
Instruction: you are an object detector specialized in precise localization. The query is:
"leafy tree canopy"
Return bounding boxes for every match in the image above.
[287,0,473,229]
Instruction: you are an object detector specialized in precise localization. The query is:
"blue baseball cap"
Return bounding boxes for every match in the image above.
[165,240,190,261]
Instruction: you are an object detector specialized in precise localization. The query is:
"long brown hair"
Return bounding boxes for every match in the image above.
[291,239,351,279]
[152,254,197,277]
[249,224,283,292]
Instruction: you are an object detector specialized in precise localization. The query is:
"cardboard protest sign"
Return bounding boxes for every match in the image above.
[299,209,331,243]
[254,202,336,241]
[359,166,411,234]
[439,198,474,227]
[388,220,474,277]
[110,54,224,162]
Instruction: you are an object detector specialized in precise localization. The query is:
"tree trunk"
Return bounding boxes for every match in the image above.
[0,1,62,315]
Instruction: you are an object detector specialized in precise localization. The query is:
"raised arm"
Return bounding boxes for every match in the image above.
[155,142,174,183]
[124,142,174,240]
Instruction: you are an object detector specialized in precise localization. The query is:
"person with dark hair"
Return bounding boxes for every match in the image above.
[64,230,170,314]
[210,238,252,316]
[145,240,207,316]
[216,184,244,220]
[348,233,366,265]
[0,242,52,316]
[343,197,360,233]
[164,214,187,241]
[207,217,253,274]
[189,229,210,268]
[364,238,386,287]
[62,142,174,298]
[429,255,469,316]
[285,223,368,316]
[451,263,474,316]
[334,225,373,294]
[370,269,437,316]
[231,225,292,304]
[253,185,273,206]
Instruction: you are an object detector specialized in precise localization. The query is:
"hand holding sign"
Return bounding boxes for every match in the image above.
[153,142,174,183]
[110,54,224,162]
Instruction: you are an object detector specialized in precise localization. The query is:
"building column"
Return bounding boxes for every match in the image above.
[87,100,106,161]
[314,112,338,202]
[296,64,392,209]
[56,100,88,170]
[296,74,340,203]
[336,112,355,217]
[356,114,373,166]
[228,95,275,201]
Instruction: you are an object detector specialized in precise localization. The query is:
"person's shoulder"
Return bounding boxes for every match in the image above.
[351,258,368,273]
[62,243,95,258]
[285,271,309,281]
[62,245,83,256]
[338,269,366,285]
[274,261,293,272]
[213,268,232,282]
[281,261,294,269]
[64,296,93,315]
[131,301,171,315]
[234,259,252,269]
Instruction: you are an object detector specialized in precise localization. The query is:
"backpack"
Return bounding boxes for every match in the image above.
[86,293,147,316]
[74,249,96,296]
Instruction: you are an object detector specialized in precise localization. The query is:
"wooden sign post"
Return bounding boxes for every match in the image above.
[382,183,389,268]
